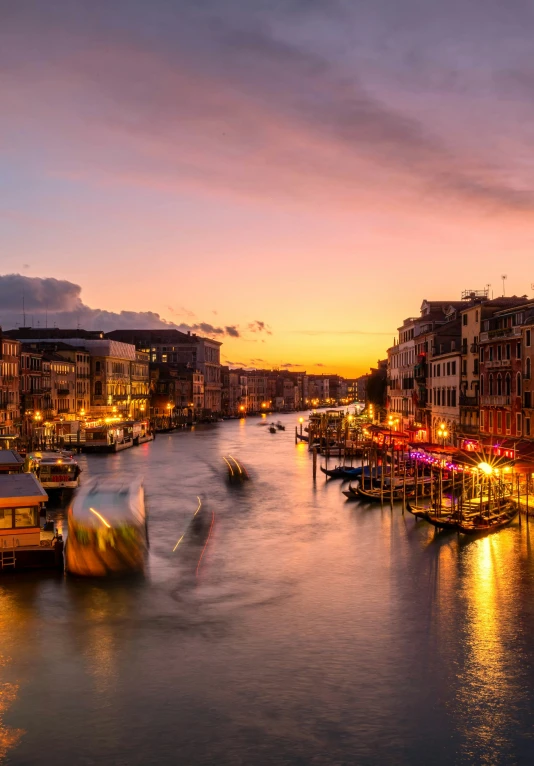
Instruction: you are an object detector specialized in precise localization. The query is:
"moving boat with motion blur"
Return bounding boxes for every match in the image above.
[65,477,148,577]
[223,455,249,483]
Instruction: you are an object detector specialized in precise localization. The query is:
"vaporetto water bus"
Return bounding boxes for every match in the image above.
[65,477,148,577]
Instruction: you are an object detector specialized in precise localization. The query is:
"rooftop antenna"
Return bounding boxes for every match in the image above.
[501,274,507,297]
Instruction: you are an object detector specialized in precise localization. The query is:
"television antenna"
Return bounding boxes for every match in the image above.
[501,274,507,297]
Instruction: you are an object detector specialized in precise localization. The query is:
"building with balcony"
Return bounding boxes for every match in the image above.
[430,348,461,445]
[0,331,21,440]
[106,329,222,413]
[479,303,526,440]
[522,312,534,439]
[221,367,248,415]
[43,352,76,417]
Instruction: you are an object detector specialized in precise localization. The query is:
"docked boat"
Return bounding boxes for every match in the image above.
[0,473,60,571]
[29,451,81,494]
[65,477,148,577]
[457,501,518,536]
[83,421,135,453]
[321,464,383,480]
[342,483,359,500]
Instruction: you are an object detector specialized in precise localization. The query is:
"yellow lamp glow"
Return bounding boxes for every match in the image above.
[478,462,493,476]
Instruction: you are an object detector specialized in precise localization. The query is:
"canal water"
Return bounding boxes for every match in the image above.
[2,413,534,765]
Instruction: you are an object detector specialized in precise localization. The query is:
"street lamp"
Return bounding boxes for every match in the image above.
[299,416,304,437]
[437,422,448,447]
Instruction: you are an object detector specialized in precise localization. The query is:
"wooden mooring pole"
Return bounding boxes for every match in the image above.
[312,447,317,481]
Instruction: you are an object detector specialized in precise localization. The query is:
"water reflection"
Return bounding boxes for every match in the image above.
[3,417,534,764]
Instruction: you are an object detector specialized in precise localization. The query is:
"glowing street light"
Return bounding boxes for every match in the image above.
[478,461,493,476]
[437,423,448,447]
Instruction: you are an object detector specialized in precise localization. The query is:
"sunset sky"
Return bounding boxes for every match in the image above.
[1,1,534,376]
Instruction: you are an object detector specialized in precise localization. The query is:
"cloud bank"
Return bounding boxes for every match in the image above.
[0,274,244,337]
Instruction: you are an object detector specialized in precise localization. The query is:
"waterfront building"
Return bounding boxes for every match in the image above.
[457,295,530,447]
[130,351,150,421]
[0,331,21,442]
[522,311,534,439]
[221,367,248,415]
[106,329,222,413]
[479,303,526,442]
[246,371,269,412]
[308,375,329,404]
[44,352,76,418]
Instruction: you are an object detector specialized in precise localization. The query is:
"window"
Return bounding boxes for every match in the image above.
[517,343,522,360]
[95,361,101,373]
[474,359,479,375]
[527,358,532,380]
[480,411,485,431]
[489,374,494,395]
[452,361,456,375]
[447,389,451,406]
[517,373,522,396]
[505,374,511,397]
[451,388,456,408]
[95,381,102,396]
[506,412,511,434]
[526,417,531,436]
[0,509,12,529]
[463,314,467,326]
[525,392,532,409]
[475,310,479,322]
[497,411,502,432]
[527,330,532,348]
[489,347,493,361]
[490,411,494,429]
[506,344,511,360]
[462,360,467,376]
[497,345,502,361]
[517,413,522,435]
[480,348,485,362]
[480,375,484,395]
[14,506,39,528]
[447,362,451,376]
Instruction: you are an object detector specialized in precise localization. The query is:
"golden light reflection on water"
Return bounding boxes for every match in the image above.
[0,589,27,763]
[81,589,122,697]
[456,531,521,764]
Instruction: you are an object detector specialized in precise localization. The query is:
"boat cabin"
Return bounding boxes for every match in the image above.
[0,450,25,475]
[0,474,48,548]
[29,452,81,490]
[84,421,134,452]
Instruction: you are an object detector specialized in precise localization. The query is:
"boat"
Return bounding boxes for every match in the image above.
[223,455,249,483]
[0,474,61,571]
[276,422,286,431]
[65,477,148,577]
[342,483,359,500]
[83,421,135,453]
[320,465,361,480]
[0,450,25,475]
[269,426,277,434]
[29,451,81,494]
[456,501,518,536]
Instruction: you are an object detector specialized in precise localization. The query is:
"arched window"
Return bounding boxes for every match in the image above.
[517,372,522,396]
[489,374,494,395]
[497,374,502,396]
[505,374,511,397]
[95,381,102,396]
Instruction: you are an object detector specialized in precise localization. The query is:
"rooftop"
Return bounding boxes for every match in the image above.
[0,473,48,507]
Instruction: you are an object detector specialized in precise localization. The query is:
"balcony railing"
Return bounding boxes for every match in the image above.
[480,327,521,342]
[459,394,479,406]
[480,395,511,406]
[484,359,511,369]
[56,388,70,395]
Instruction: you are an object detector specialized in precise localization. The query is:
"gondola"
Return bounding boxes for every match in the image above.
[456,502,518,536]
[356,485,409,503]
[276,422,286,431]
[320,465,360,480]
[269,426,277,434]
[342,482,359,500]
